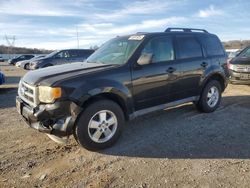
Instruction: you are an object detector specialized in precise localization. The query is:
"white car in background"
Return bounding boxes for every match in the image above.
[16,55,46,69]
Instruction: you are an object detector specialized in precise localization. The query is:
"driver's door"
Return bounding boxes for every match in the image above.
[53,51,70,65]
[131,36,178,111]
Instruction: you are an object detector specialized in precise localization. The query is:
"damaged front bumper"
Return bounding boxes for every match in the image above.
[16,96,81,137]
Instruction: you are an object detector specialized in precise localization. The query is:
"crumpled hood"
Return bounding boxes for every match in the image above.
[22,62,113,86]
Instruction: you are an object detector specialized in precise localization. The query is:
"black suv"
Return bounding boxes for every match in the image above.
[29,49,95,69]
[16,28,229,150]
[8,55,35,65]
[228,45,250,84]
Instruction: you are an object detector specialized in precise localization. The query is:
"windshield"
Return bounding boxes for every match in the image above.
[238,47,250,58]
[87,36,143,65]
[46,50,59,58]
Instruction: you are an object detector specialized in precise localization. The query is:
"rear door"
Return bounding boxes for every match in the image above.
[131,35,178,110]
[68,50,80,63]
[169,34,205,101]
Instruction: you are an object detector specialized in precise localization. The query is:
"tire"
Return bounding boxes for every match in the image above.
[74,100,124,151]
[195,80,222,113]
[24,63,29,70]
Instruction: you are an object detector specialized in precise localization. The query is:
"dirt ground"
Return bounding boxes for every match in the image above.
[1,62,250,188]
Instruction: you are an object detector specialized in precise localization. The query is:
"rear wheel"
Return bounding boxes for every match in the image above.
[195,80,222,113]
[74,100,124,151]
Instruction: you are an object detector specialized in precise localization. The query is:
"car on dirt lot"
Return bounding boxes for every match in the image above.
[29,49,95,69]
[228,45,250,84]
[0,56,5,62]
[16,55,46,69]
[8,55,35,65]
[0,71,5,85]
[16,28,229,150]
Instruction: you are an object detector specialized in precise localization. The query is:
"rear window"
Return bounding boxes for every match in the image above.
[78,50,94,58]
[199,35,224,56]
[69,50,79,58]
[176,36,203,59]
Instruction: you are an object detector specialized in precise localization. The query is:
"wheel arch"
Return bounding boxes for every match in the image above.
[81,92,131,121]
[201,72,227,92]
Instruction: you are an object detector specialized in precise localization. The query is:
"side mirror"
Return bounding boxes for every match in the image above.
[137,53,153,65]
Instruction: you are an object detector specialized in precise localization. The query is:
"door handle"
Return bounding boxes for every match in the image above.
[201,62,208,67]
[166,67,176,73]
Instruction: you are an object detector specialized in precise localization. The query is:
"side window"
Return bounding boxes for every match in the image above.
[141,36,174,63]
[176,36,203,59]
[55,51,70,58]
[200,35,224,56]
[55,51,63,58]
[82,51,93,59]
[63,51,70,58]
[239,47,250,58]
[69,50,79,58]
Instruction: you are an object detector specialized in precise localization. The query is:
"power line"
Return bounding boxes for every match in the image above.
[4,35,16,58]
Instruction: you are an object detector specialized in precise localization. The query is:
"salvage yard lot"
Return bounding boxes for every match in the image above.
[1,61,250,188]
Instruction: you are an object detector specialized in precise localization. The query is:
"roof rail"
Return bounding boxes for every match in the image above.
[165,28,208,33]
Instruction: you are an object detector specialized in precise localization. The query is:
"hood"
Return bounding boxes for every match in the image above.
[231,56,250,65]
[22,62,113,86]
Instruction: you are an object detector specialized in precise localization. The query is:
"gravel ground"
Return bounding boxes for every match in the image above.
[1,62,250,188]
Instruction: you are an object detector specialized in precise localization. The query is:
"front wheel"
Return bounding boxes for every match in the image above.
[195,80,222,113]
[24,63,29,70]
[74,100,124,151]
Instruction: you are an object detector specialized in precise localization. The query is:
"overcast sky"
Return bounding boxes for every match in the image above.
[0,0,249,50]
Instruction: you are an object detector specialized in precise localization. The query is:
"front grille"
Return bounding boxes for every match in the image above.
[18,80,39,107]
[235,65,250,73]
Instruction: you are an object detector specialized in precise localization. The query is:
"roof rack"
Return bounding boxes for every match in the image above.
[165,28,208,33]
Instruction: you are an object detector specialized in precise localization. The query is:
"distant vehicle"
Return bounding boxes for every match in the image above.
[29,49,95,69]
[0,71,5,85]
[8,55,35,65]
[0,57,5,62]
[228,45,250,84]
[17,28,229,150]
[16,55,46,69]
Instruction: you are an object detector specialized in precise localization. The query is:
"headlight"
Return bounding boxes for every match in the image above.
[38,86,62,103]
[227,62,237,71]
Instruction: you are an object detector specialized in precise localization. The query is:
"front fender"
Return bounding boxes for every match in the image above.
[69,79,134,114]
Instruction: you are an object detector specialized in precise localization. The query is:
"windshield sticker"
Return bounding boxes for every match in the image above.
[128,35,145,40]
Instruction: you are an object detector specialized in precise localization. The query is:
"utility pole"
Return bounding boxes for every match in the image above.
[76,27,79,49]
[5,35,16,59]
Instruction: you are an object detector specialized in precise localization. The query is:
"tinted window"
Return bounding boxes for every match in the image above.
[176,36,203,59]
[19,55,26,59]
[69,50,79,58]
[78,50,93,58]
[239,47,250,58]
[199,35,224,56]
[55,51,70,58]
[141,36,174,63]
